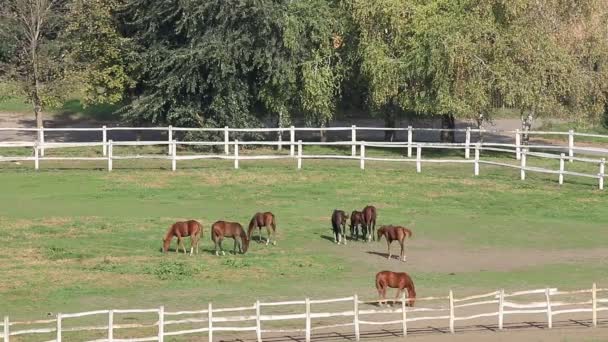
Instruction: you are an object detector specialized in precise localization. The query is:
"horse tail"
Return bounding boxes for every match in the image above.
[270,214,277,232]
[406,281,416,307]
[403,228,413,238]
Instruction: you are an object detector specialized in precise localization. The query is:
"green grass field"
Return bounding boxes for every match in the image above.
[0,158,607,323]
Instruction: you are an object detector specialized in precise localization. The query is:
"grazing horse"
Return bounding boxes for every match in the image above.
[331,210,349,244]
[377,225,413,262]
[248,212,277,245]
[375,271,416,307]
[362,205,377,241]
[350,210,365,241]
[211,221,249,255]
[162,220,202,255]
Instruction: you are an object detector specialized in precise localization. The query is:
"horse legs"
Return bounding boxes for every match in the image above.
[400,239,406,262]
[219,238,226,256]
[386,240,392,260]
[258,227,262,243]
[214,236,220,256]
[342,224,347,245]
[265,227,271,246]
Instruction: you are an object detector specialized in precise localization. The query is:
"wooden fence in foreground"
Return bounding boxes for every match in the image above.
[2,284,607,342]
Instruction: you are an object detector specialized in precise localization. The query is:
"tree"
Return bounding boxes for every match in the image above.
[66,0,135,106]
[0,0,69,127]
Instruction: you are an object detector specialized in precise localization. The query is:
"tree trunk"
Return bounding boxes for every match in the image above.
[320,120,328,143]
[384,112,396,142]
[521,110,534,145]
[476,113,485,143]
[440,114,455,143]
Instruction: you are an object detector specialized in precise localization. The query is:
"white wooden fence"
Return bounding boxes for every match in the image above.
[1,284,606,342]
[0,126,606,189]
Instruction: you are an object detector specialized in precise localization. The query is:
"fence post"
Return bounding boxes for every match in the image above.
[498,289,504,330]
[56,313,62,342]
[224,126,230,155]
[278,128,283,151]
[158,306,164,342]
[592,283,597,327]
[520,149,526,181]
[545,288,552,329]
[474,143,480,176]
[449,290,455,334]
[599,158,605,190]
[559,153,565,185]
[167,126,173,156]
[171,140,177,172]
[416,144,422,173]
[568,129,574,162]
[108,310,114,342]
[465,127,471,159]
[208,303,213,342]
[360,141,365,170]
[39,126,45,157]
[305,298,311,342]
[401,292,407,337]
[297,140,303,170]
[102,125,107,156]
[515,129,521,160]
[351,125,357,157]
[353,294,360,341]
[3,316,9,342]
[108,140,113,172]
[290,126,295,157]
[256,300,262,342]
[234,140,239,169]
[407,126,413,158]
[34,143,39,171]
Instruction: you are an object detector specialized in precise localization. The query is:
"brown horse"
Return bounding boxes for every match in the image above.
[350,210,365,241]
[211,221,249,255]
[362,205,377,241]
[248,212,277,245]
[331,210,349,244]
[162,220,202,255]
[377,225,413,262]
[375,271,416,307]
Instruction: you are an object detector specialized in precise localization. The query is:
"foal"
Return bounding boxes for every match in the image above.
[162,220,202,255]
[377,225,413,262]
[350,210,365,241]
[211,221,250,255]
[362,205,377,241]
[248,212,277,245]
[331,210,349,245]
[375,271,416,307]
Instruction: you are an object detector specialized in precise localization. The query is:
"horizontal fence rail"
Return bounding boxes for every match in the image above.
[0,126,606,189]
[1,284,606,342]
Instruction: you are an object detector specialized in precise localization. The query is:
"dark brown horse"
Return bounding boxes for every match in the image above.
[248,212,277,245]
[377,225,413,262]
[331,210,349,244]
[375,271,416,307]
[162,220,202,255]
[362,205,377,241]
[211,221,249,255]
[350,210,365,241]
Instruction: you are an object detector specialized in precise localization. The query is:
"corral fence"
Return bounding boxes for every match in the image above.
[0,126,606,189]
[1,284,606,342]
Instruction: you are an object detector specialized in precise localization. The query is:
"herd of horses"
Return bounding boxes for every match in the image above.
[161,206,416,306]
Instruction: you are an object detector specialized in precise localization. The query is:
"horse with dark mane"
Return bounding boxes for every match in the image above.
[362,205,377,241]
[350,210,365,241]
[375,271,416,307]
[377,225,413,262]
[211,221,249,255]
[331,210,349,244]
[162,220,202,255]
[248,212,277,245]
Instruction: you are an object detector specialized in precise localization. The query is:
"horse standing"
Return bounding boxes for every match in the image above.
[375,271,416,307]
[162,220,202,255]
[362,205,377,241]
[377,225,413,262]
[331,210,349,244]
[211,221,249,255]
[248,212,277,245]
[350,210,365,241]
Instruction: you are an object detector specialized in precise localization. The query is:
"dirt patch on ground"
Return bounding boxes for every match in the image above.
[337,238,608,274]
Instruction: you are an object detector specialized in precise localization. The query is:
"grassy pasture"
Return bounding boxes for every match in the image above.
[0,157,607,326]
